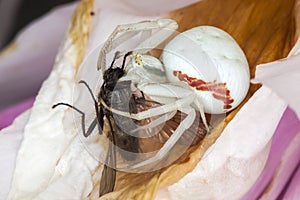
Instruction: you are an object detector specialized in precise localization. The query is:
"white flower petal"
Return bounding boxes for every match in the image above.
[252,54,300,120]
[0,110,31,200]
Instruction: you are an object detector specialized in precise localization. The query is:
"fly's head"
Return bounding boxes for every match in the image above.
[103,68,125,91]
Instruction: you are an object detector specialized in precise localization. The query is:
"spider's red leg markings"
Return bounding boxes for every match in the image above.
[173,70,234,110]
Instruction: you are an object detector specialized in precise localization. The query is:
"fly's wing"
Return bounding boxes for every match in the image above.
[110,81,140,160]
[155,110,207,146]
[99,119,117,197]
[134,97,208,153]
[99,166,116,197]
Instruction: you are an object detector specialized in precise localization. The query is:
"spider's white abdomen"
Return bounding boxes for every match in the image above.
[162,26,250,114]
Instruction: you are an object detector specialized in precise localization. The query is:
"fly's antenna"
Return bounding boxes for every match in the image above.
[110,51,121,68]
[122,51,133,70]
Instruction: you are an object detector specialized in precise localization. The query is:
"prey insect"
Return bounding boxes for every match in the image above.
[52,51,143,197]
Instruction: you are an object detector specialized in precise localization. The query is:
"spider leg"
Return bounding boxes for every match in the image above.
[129,84,191,137]
[139,83,193,99]
[98,19,178,72]
[134,20,178,55]
[128,106,196,169]
[110,32,139,57]
[140,83,210,131]
[194,97,210,131]
[100,95,193,121]
[130,111,177,138]
[98,30,138,72]
[139,29,152,43]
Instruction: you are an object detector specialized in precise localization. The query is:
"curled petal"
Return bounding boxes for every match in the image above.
[252,54,300,120]
[242,107,300,199]
[259,130,300,199]
[282,161,300,199]
[0,97,34,130]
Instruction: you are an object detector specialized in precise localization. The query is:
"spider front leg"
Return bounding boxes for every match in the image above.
[98,19,178,72]
[101,83,194,137]
[129,84,194,136]
[140,83,210,131]
[101,93,194,121]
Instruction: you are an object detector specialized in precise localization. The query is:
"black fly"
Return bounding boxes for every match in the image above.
[52,51,142,197]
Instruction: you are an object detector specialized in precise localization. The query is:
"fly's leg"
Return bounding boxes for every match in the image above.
[52,103,98,137]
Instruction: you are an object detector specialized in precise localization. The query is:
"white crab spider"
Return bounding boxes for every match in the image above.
[98,19,250,169]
